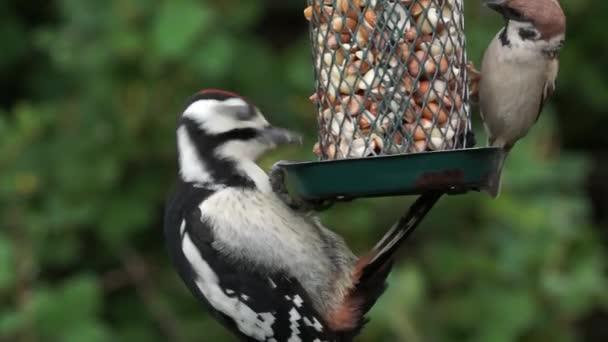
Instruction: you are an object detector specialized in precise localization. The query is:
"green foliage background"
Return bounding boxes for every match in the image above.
[1,0,607,341]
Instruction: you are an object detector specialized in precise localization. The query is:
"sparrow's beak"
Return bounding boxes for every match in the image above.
[261,126,303,146]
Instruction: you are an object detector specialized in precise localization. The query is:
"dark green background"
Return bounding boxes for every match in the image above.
[1,0,607,341]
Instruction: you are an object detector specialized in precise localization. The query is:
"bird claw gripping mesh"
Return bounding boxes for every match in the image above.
[269,162,336,211]
[305,0,473,160]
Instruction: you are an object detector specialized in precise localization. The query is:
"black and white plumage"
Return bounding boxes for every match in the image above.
[164,89,438,341]
[479,0,566,197]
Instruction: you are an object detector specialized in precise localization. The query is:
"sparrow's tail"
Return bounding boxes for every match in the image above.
[335,192,442,340]
[487,157,504,198]
[487,142,511,198]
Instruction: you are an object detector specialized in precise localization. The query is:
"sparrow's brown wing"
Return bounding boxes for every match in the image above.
[535,59,559,123]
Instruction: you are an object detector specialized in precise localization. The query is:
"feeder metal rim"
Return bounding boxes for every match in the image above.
[270,147,506,204]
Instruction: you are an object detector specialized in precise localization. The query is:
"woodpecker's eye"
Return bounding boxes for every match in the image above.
[234,106,255,121]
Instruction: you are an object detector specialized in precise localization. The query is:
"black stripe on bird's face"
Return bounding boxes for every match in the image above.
[179,117,257,188]
[501,7,527,22]
[180,116,259,150]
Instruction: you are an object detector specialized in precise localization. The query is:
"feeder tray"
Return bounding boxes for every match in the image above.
[272,0,504,205]
[273,147,505,202]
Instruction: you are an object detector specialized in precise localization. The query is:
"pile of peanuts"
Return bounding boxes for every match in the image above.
[305,0,469,160]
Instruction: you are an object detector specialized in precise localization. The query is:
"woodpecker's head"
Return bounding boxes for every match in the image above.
[176,89,301,187]
[485,0,565,55]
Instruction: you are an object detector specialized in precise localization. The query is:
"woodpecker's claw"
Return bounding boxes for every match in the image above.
[269,161,288,193]
[269,161,334,212]
[269,162,300,208]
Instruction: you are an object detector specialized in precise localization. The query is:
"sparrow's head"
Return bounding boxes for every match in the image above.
[176,89,301,186]
[485,0,566,53]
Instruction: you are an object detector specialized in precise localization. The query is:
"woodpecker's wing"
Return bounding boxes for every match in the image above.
[164,189,337,342]
[536,59,559,123]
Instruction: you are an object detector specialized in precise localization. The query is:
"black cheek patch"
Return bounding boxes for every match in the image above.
[518,28,537,41]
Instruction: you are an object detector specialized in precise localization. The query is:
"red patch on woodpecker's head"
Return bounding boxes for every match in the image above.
[184,89,250,109]
[198,89,243,99]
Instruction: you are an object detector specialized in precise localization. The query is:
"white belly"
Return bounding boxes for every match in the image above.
[479,36,548,147]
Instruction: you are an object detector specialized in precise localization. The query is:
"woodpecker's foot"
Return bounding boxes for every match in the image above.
[269,161,308,210]
[291,198,335,212]
[269,161,293,200]
[269,162,334,212]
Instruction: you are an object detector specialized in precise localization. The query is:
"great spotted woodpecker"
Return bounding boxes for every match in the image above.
[164,89,439,341]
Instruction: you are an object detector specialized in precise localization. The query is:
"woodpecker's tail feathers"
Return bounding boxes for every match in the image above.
[329,192,442,339]
[328,254,394,342]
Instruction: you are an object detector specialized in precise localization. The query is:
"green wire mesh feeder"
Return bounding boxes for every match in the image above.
[271,0,504,209]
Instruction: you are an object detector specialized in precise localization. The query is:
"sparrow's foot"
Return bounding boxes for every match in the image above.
[467,61,481,103]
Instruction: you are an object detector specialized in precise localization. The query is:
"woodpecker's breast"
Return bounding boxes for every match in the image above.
[198,187,357,314]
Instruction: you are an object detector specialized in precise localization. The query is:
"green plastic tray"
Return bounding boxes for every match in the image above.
[277,147,505,201]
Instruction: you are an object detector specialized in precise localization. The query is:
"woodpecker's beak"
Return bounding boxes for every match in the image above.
[261,126,303,146]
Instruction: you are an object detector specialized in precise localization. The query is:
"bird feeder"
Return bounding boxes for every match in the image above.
[272,0,503,204]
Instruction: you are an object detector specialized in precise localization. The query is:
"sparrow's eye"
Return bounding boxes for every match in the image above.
[503,7,526,21]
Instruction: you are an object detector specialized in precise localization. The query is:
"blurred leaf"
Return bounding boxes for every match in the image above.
[0,233,14,290]
[191,34,236,80]
[30,275,104,339]
[0,309,26,338]
[62,321,110,342]
[152,1,214,59]
[1,0,606,341]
